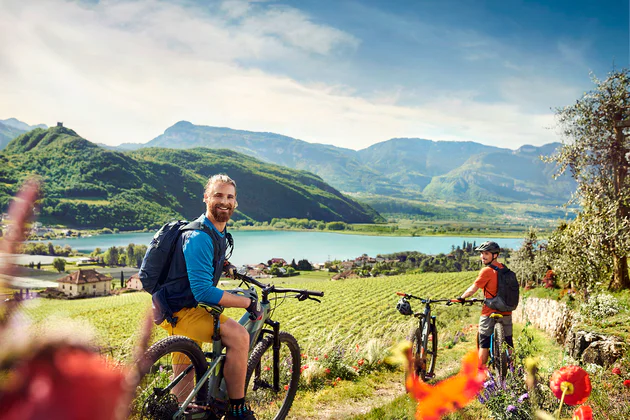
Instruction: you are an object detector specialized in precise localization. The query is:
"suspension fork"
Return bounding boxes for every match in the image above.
[264,319,281,392]
[420,304,432,358]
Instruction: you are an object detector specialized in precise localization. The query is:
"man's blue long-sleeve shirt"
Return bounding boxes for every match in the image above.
[182,215,225,305]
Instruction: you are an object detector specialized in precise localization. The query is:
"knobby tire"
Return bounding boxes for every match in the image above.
[132,335,209,420]
[245,331,300,420]
[492,322,508,381]
[410,322,438,381]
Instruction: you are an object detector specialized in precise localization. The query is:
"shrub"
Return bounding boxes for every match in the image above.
[580,293,621,319]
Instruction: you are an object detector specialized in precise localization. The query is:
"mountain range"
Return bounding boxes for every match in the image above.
[0,125,379,229]
[114,121,575,204]
[0,118,576,225]
[0,118,47,150]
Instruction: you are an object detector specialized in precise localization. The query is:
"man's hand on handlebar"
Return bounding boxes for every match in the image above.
[246,297,264,321]
[223,260,237,279]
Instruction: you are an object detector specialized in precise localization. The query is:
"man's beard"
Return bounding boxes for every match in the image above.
[211,204,234,223]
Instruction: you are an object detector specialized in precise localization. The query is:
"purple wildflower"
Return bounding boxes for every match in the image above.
[517,393,529,403]
[506,405,517,413]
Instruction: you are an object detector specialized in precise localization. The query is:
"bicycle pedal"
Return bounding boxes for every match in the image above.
[423,373,435,379]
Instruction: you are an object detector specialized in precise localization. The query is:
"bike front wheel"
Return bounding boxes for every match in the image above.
[410,322,438,381]
[245,331,300,420]
[492,322,508,381]
[131,335,209,420]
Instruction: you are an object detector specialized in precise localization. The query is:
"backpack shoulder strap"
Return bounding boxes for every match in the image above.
[485,264,500,298]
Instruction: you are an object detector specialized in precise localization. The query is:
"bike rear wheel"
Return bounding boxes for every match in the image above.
[410,322,438,381]
[245,331,300,420]
[492,322,508,381]
[132,335,209,420]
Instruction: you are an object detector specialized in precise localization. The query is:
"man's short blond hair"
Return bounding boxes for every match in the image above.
[205,174,237,194]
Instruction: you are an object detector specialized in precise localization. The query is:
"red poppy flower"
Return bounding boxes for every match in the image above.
[405,348,486,420]
[573,405,593,420]
[549,366,591,406]
[0,346,127,420]
[624,379,630,388]
[612,367,621,375]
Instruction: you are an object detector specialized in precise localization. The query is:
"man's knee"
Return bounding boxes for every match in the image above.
[221,319,249,349]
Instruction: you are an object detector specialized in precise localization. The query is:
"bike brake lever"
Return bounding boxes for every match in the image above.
[309,297,322,303]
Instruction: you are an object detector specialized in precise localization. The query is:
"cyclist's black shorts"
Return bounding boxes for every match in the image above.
[479,334,514,349]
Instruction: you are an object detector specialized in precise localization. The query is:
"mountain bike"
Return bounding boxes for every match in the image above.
[485,313,510,381]
[395,293,460,381]
[132,272,324,420]
[454,299,511,382]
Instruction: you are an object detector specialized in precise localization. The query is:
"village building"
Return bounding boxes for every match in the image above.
[126,273,144,290]
[57,269,112,297]
[269,258,287,266]
[341,261,354,271]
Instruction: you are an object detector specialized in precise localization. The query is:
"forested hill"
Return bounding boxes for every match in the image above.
[0,126,381,229]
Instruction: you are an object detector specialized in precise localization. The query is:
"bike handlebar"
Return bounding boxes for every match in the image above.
[396,292,483,306]
[445,298,484,306]
[233,271,325,300]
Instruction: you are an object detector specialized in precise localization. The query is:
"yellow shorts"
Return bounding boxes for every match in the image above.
[159,306,228,364]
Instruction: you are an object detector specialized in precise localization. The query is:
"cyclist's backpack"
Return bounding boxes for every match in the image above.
[484,264,519,312]
[138,220,233,294]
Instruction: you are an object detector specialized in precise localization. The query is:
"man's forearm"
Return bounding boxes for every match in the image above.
[461,285,478,299]
[218,292,251,309]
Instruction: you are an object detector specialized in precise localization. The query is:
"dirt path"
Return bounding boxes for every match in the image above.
[292,374,405,420]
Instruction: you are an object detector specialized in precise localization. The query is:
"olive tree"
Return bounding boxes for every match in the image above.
[547,69,630,291]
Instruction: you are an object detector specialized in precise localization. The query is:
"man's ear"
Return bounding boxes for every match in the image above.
[234,199,238,209]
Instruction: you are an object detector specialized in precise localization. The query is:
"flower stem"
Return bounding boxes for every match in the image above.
[556,388,567,420]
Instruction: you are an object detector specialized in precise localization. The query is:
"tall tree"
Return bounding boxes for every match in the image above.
[548,69,630,291]
[52,257,66,273]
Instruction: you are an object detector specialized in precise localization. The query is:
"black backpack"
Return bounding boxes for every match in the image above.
[484,264,519,312]
[138,220,233,294]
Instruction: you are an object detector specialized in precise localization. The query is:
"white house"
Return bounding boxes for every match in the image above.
[57,269,112,297]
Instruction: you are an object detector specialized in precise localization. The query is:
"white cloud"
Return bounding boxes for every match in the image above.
[0,0,564,150]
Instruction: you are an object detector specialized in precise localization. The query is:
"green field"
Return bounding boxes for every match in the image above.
[18,272,475,363]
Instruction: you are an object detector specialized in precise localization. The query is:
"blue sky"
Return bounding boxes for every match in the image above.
[0,0,627,149]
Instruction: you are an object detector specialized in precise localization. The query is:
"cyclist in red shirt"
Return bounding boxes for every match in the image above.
[458,241,513,365]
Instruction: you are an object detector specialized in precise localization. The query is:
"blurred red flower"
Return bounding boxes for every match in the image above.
[572,405,593,420]
[624,379,630,388]
[612,367,621,375]
[405,348,486,420]
[549,365,591,406]
[0,346,128,420]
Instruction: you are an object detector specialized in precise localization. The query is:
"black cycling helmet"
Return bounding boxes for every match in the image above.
[474,241,501,254]
[396,297,412,316]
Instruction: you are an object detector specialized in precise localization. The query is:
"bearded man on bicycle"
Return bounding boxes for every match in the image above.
[152,174,261,420]
[458,241,513,365]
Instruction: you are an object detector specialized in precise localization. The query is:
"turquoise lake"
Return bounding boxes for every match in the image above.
[38,231,524,266]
